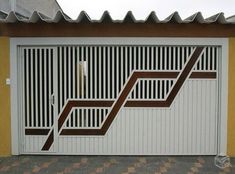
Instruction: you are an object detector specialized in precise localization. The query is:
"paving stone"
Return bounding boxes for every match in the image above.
[0,156,234,174]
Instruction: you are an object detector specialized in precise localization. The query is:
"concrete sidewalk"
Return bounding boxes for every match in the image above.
[0,156,234,174]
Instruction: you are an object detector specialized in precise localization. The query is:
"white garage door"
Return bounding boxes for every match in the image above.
[18,42,219,155]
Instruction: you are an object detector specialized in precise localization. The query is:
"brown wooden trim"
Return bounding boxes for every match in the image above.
[58,104,73,131]
[60,129,102,135]
[189,72,217,78]
[27,70,217,136]
[41,130,54,151]
[125,100,168,107]
[69,100,114,107]
[57,71,180,131]
[1,23,235,37]
[57,100,116,130]
[68,48,200,132]
[101,72,138,134]
[58,47,203,135]
[42,47,204,147]
[29,71,216,136]
[25,129,50,135]
[134,71,179,78]
[166,47,204,105]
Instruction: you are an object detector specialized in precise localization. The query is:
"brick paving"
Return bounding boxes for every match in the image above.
[0,156,234,174]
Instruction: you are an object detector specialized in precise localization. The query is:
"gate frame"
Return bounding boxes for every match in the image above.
[10,37,228,155]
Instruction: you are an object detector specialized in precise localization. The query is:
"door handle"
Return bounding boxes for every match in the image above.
[50,94,55,106]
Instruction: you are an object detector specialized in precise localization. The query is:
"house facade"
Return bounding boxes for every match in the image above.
[0,10,235,156]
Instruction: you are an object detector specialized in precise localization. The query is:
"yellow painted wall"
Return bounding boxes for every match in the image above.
[228,38,235,156]
[0,37,11,156]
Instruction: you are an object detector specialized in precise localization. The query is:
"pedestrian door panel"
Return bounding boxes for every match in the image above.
[20,47,56,153]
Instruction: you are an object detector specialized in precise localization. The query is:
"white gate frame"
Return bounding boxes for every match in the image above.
[10,37,228,155]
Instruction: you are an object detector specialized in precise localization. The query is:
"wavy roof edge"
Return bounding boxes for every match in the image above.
[0,10,235,24]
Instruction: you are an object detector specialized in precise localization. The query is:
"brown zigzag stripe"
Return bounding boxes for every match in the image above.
[41,129,54,151]
[41,47,204,150]
[25,72,216,136]
[25,72,216,135]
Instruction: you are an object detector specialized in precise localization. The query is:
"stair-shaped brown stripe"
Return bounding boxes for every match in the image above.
[60,47,204,135]
[41,129,54,151]
[27,72,216,134]
[58,100,113,130]
[41,47,204,149]
[62,47,204,135]
[102,72,138,133]
[28,70,216,136]
[58,72,179,131]
[189,72,216,78]
[25,129,50,135]
[125,100,169,107]
[166,47,204,105]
